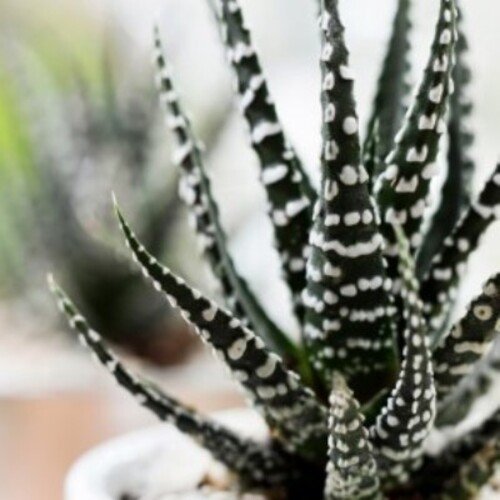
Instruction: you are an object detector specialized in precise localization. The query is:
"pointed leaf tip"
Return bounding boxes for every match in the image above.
[115,206,329,461]
[376,0,458,281]
[49,284,292,487]
[212,0,315,322]
[369,230,435,486]
[152,30,299,364]
[421,162,500,340]
[325,374,381,500]
[302,0,397,396]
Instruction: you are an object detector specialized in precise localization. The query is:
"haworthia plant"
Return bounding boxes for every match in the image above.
[51,0,500,497]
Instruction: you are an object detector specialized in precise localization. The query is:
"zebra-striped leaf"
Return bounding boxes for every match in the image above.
[324,374,382,500]
[115,202,328,461]
[369,228,435,486]
[433,273,500,400]
[375,0,457,278]
[417,3,476,276]
[211,0,316,321]
[421,163,500,341]
[48,276,292,487]
[153,27,301,367]
[364,0,412,186]
[303,0,397,400]
[437,338,500,428]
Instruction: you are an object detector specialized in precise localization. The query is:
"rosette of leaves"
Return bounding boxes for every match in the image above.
[51,0,500,497]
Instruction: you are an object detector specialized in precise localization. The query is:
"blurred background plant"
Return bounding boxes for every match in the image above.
[0,0,237,366]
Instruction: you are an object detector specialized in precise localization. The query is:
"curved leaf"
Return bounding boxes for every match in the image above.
[375,0,457,277]
[48,276,292,487]
[364,0,412,186]
[211,0,316,321]
[436,338,500,428]
[417,3,476,276]
[369,228,435,486]
[153,28,300,366]
[421,163,500,341]
[115,203,328,461]
[433,273,500,400]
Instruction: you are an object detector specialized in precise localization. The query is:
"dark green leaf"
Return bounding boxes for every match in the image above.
[364,0,412,185]
[421,163,500,341]
[433,273,500,400]
[436,338,500,428]
[369,228,435,487]
[324,374,382,500]
[153,28,301,366]
[48,276,292,487]
[115,203,328,461]
[212,0,316,321]
[303,0,397,400]
[417,3,476,276]
[375,0,457,279]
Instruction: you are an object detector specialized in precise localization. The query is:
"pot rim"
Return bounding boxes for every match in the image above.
[64,407,265,500]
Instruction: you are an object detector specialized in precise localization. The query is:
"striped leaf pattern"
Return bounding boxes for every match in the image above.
[115,203,328,461]
[417,2,476,276]
[303,0,397,396]
[48,276,292,487]
[153,27,298,363]
[375,0,457,275]
[433,273,500,399]
[212,0,316,321]
[436,340,500,428]
[421,163,500,340]
[369,229,435,486]
[324,374,382,500]
[364,0,412,186]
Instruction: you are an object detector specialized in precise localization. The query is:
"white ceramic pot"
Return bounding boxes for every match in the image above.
[65,406,500,499]
[65,408,268,500]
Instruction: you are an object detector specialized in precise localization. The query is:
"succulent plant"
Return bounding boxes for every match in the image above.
[50,0,500,497]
